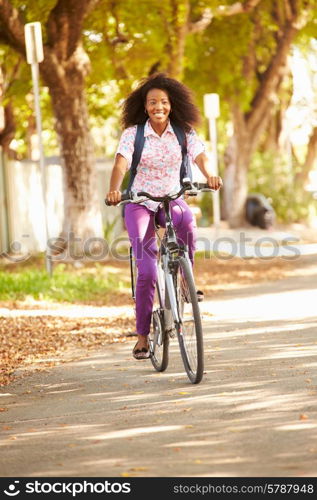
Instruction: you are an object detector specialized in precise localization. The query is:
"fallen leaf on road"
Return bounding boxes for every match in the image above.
[0,314,134,386]
[300,414,309,420]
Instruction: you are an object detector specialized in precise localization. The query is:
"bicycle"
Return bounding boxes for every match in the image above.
[106,179,214,384]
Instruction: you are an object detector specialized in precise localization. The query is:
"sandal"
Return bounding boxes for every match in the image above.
[197,290,204,302]
[132,342,151,360]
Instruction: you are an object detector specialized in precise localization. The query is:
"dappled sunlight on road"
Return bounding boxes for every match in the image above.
[276,423,317,431]
[202,290,317,323]
[82,425,184,441]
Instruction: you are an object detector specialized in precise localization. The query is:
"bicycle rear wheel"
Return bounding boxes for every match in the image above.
[176,256,204,384]
[149,308,169,372]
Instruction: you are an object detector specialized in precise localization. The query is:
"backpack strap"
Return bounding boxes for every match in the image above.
[126,121,191,194]
[170,122,192,182]
[127,123,145,191]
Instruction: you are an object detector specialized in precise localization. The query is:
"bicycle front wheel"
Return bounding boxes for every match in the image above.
[176,256,204,384]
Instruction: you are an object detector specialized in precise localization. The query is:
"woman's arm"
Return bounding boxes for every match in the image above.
[106,154,128,205]
[194,152,223,190]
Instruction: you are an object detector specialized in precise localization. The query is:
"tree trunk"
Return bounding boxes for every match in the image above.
[224,102,280,227]
[295,126,317,187]
[0,102,15,154]
[51,86,102,241]
[165,0,190,79]
[304,126,317,175]
[223,107,251,227]
[41,50,103,252]
[222,3,301,228]
[0,64,16,155]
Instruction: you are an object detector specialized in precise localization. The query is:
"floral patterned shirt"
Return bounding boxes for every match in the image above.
[116,119,205,211]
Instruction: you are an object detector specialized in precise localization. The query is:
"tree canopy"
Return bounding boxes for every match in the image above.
[0,0,316,229]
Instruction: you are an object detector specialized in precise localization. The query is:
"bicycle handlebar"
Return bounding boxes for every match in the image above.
[105,181,215,206]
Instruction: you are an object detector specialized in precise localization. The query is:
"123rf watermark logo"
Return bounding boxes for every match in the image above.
[3,480,131,497]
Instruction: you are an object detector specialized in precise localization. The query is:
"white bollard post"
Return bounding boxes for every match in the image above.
[24,22,52,275]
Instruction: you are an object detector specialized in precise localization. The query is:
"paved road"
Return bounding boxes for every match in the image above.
[1,256,317,477]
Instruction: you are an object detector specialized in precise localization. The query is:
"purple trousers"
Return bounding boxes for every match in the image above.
[124,199,196,336]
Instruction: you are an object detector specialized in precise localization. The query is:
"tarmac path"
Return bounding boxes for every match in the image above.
[1,256,317,478]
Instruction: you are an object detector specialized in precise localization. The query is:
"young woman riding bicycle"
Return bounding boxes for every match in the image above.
[106,73,222,360]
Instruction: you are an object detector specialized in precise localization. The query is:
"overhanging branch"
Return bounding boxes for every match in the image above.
[216,0,263,17]
[188,0,262,34]
[188,8,212,34]
[246,5,305,135]
[47,0,101,58]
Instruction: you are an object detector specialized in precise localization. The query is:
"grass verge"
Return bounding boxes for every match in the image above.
[0,257,130,304]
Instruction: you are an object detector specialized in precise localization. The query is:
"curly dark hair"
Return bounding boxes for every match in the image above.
[121,73,202,133]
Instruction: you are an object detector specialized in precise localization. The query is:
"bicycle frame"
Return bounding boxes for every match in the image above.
[128,196,190,333]
[160,200,182,327]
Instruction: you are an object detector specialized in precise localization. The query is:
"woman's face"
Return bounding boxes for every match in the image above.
[145,88,171,127]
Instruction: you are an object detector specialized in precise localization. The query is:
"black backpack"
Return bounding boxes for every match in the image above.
[246,193,275,229]
[126,121,192,193]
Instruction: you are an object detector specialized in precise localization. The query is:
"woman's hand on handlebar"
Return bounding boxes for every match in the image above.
[106,190,122,205]
[206,176,223,191]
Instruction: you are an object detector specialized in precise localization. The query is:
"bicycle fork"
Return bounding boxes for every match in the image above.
[159,253,180,333]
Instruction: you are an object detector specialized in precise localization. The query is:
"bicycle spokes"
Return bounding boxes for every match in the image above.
[176,257,204,384]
